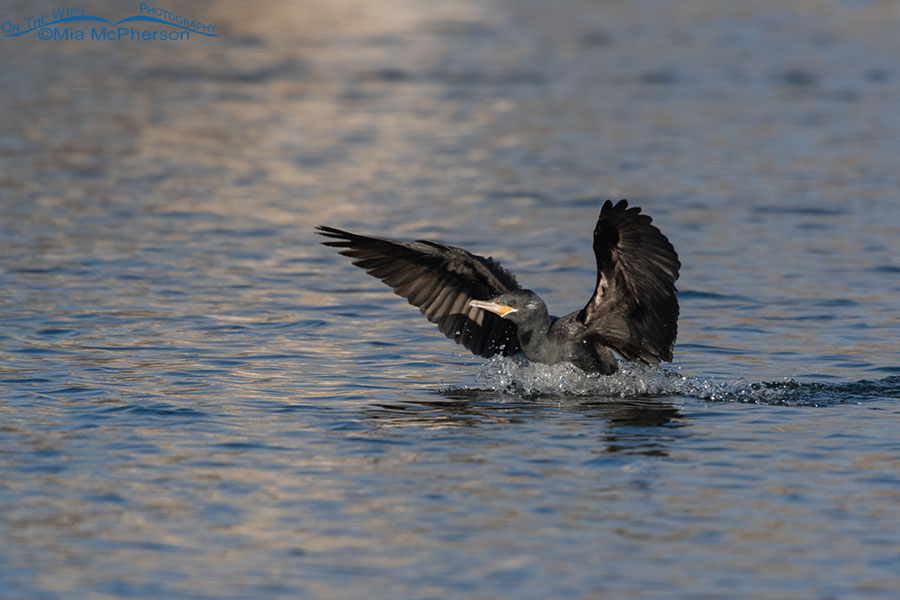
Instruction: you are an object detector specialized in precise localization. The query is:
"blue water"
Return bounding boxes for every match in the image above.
[2,1,900,598]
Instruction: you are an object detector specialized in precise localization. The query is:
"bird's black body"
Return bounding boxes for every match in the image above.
[475,290,619,374]
[317,200,680,375]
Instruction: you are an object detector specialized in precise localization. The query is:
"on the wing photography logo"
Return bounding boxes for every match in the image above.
[2,3,217,41]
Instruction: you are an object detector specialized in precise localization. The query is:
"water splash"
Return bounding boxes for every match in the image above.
[474,357,900,406]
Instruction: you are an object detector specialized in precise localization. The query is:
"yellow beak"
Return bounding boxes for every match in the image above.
[469,300,518,317]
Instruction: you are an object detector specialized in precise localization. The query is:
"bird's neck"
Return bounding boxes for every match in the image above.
[516,311,554,363]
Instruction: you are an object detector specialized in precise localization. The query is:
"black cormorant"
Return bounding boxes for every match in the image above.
[316,199,680,375]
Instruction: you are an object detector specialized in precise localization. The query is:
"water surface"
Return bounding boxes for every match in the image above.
[2,0,899,598]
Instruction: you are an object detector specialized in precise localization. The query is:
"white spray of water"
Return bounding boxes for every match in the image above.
[472,356,863,405]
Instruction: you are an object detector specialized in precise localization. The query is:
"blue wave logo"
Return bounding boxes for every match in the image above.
[2,4,217,38]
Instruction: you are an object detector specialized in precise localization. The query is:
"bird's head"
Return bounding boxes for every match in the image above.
[469,290,547,326]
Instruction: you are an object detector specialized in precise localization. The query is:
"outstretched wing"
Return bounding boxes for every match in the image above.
[577,200,680,363]
[317,226,521,358]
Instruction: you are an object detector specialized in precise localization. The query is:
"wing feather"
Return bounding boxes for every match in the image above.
[317,226,521,357]
[578,200,680,363]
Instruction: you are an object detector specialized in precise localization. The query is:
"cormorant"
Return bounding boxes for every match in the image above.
[317,199,680,375]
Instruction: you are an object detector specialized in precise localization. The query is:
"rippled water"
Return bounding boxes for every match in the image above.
[2,0,899,598]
